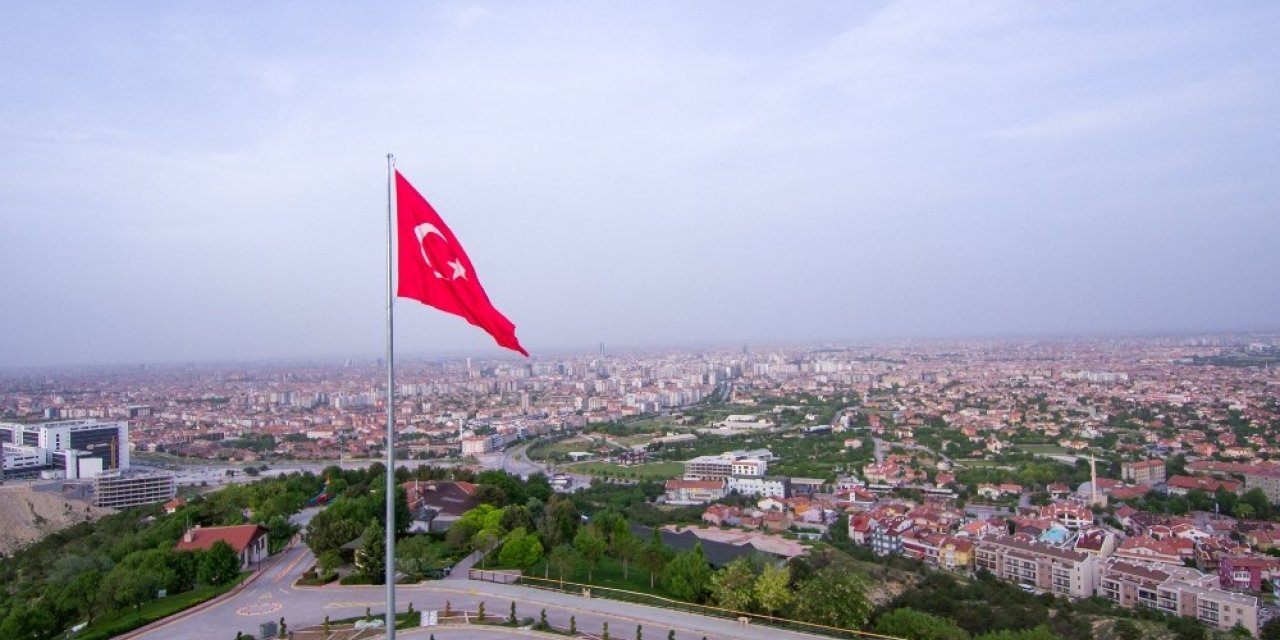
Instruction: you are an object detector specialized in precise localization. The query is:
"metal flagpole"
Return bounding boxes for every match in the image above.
[384,153,398,638]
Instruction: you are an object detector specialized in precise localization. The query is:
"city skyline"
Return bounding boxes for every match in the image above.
[3,1,1279,367]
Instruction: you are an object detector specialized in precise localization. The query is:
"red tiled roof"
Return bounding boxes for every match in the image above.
[174,524,266,554]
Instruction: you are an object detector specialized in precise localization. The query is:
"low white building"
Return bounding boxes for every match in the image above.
[727,476,789,498]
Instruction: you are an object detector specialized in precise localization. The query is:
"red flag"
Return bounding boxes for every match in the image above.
[395,170,528,356]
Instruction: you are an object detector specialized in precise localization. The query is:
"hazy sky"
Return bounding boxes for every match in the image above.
[2,2,1278,367]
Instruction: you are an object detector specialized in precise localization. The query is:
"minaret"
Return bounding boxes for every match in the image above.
[1090,455,1098,506]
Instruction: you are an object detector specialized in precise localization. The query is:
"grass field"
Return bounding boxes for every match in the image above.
[522,553,671,598]
[565,460,684,479]
[527,436,603,461]
[1017,444,1070,455]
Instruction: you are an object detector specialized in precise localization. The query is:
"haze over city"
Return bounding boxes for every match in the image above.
[2,1,1278,367]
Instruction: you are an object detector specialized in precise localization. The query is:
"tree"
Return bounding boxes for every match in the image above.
[359,524,386,582]
[574,528,608,581]
[638,539,671,589]
[499,505,535,533]
[1111,620,1141,640]
[753,563,793,618]
[791,567,871,629]
[1166,616,1206,640]
[874,608,970,640]
[661,545,713,602]
[710,558,756,612]
[539,494,580,548]
[614,532,640,580]
[397,535,444,581]
[1242,488,1274,520]
[498,527,544,569]
[548,544,578,585]
[1260,617,1280,640]
[200,540,243,586]
[304,510,365,556]
[473,529,501,568]
[0,604,57,639]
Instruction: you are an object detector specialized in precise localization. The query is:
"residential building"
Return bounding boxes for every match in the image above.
[870,516,914,556]
[974,534,1098,598]
[1218,555,1280,592]
[1121,459,1166,485]
[174,524,269,571]
[1100,559,1261,636]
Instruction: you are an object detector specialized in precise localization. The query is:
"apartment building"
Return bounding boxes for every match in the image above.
[1243,468,1280,504]
[1121,459,1166,485]
[1100,559,1260,636]
[974,535,1098,598]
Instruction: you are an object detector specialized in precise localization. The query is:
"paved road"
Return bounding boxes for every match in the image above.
[133,568,836,640]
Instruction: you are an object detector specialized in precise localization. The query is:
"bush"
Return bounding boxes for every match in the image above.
[339,573,376,586]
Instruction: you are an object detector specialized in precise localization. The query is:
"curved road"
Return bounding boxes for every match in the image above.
[129,544,835,640]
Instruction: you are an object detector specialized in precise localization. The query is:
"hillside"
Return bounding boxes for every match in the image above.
[0,484,112,555]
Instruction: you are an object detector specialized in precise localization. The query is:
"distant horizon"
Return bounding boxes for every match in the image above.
[3,326,1277,374]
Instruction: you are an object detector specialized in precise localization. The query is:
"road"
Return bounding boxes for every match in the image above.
[490,441,550,479]
[132,560,836,640]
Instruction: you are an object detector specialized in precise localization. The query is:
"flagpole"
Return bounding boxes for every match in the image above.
[384,153,398,639]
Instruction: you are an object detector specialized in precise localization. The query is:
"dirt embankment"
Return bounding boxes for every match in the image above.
[0,485,112,555]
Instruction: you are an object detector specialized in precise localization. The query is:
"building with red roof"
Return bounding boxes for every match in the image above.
[174,524,268,571]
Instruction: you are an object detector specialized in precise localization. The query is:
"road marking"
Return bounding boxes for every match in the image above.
[324,601,380,609]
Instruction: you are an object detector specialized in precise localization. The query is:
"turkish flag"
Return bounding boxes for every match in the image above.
[395,170,528,357]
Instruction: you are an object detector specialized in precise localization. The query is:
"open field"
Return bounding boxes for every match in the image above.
[1017,444,1071,455]
[527,436,604,461]
[564,460,685,479]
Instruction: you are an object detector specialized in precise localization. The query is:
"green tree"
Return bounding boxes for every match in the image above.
[359,524,386,582]
[397,535,444,581]
[548,544,578,584]
[753,563,793,618]
[614,532,640,580]
[1111,620,1141,640]
[574,528,608,581]
[661,545,713,602]
[304,510,365,556]
[200,540,243,586]
[1166,616,1206,640]
[1260,617,1280,640]
[875,608,970,640]
[0,604,57,640]
[710,558,756,612]
[498,527,544,569]
[791,567,871,629]
[638,539,671,589]
[539,494,580,548]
